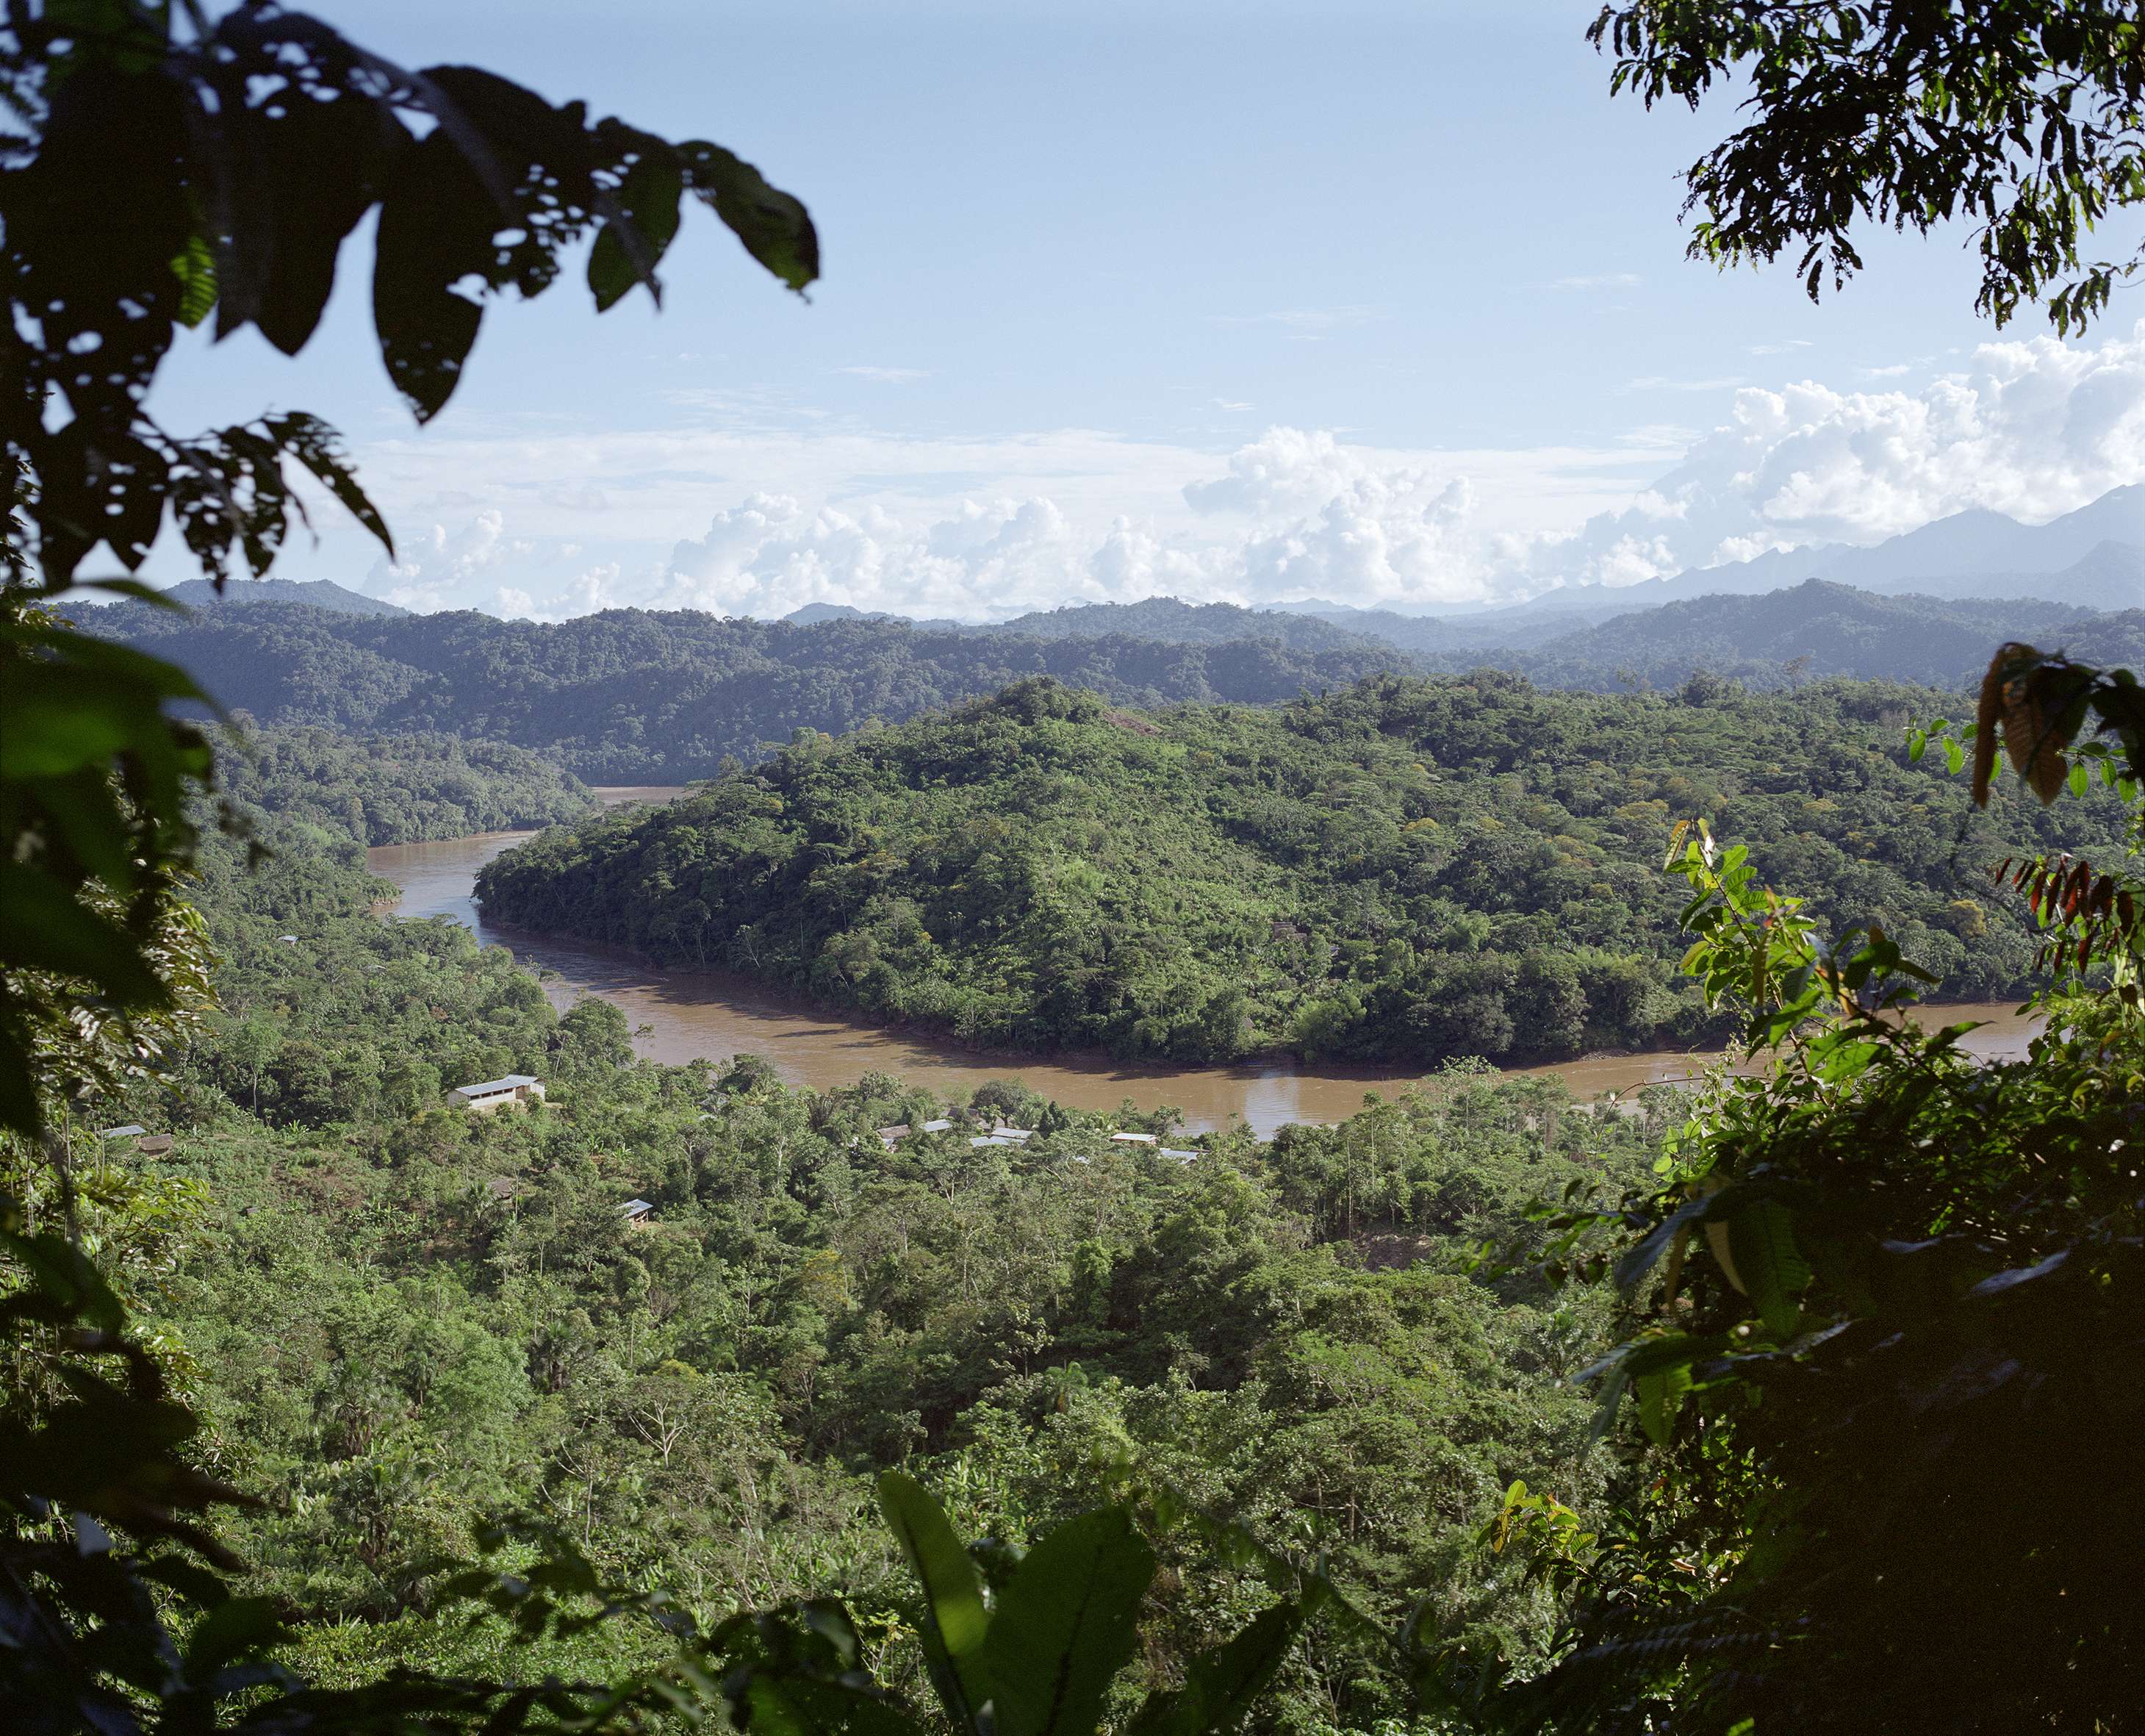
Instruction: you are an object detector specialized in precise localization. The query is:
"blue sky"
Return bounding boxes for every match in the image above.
[137,0,2145,620]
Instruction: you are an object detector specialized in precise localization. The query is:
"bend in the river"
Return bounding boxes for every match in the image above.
[367,789,2044,1138]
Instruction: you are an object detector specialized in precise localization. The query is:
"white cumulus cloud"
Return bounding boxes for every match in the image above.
[1512,323,2145,589]
[224,321,2145,622]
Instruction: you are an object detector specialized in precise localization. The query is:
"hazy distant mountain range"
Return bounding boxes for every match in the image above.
[85,482,2145,777]
[152,576,412,617]
[785,578,2145,692]
[1436,580,2145,695]
[784,484,2145,660]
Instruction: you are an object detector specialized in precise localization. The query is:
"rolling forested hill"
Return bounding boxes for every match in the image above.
[89,600,1413,781]
[1433,580,2145,693]
[963,597,1397,650]
[215,724,595,845]
[475,670,2124,1066]
[93,584,2145,783]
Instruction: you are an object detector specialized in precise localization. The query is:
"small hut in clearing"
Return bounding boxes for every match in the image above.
[448,1075,546,1113]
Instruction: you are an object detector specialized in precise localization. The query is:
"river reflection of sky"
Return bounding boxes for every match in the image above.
[369,809,2044,1138]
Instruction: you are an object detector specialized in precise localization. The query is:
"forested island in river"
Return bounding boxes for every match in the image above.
[475,670,2124,1065]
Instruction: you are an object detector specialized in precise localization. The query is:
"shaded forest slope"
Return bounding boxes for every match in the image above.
[91,601,1414,781]
[215,725,594,845]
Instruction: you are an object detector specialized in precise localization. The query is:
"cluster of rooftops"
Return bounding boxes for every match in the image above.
[448,1074,546,1111]
[486,1171,657,1227]
[875,1122,1199,1162]
[109,1073,1201,1234]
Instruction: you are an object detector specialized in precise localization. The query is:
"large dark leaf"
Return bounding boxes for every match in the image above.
[877,1472,989,1729]
[370,127,497,423]
[980,1507,1155,1736]
[251,82,412,356]
[682,142,821,292]
[589,125,686,312]
[1127,1603,1304,1736]
[8,63,191,435]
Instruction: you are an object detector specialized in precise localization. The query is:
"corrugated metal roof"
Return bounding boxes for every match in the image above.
[453,1075,543,1097]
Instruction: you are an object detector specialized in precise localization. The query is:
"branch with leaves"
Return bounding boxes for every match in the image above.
[1592,0,2145,332]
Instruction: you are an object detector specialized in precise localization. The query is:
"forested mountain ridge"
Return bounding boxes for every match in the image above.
[957,597,1400,651]
[475,670,2122,1066]
[87,600,1414,781]
[157,575,412,615]
[90,586,2145,785]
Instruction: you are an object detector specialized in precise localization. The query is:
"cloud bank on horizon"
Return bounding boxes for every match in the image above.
[344,324,2145,623]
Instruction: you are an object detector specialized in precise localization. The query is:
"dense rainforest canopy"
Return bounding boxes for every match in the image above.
[52,804,1656,1726]
[476,670,2124,1064]
[31,654,2145,1735]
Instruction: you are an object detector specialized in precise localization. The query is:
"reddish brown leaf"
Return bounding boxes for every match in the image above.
[1972,646,2015,807]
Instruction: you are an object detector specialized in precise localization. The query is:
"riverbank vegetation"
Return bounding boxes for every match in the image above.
[477,670,2124,1066]
[216,722,596,847]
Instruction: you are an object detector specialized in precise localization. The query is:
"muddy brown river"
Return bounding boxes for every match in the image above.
[367,788,2046,1137]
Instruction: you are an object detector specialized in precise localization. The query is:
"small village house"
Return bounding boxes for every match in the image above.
[448,1074,546,1112]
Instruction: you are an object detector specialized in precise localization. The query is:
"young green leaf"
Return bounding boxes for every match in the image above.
[877,1471,989,1726]
[1635,1362,1692,1446]
[1726,1199,1813,1337]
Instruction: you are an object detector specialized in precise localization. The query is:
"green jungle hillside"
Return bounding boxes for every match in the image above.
[217,723,597,846]
[475,670,2126,1064]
